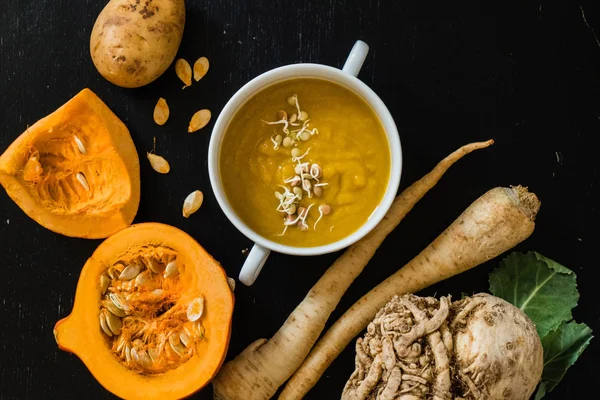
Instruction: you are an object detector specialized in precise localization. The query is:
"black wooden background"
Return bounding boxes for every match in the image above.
[0,0,598,399]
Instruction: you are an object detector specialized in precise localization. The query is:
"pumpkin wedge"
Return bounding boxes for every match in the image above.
[54,223,235,400]
[0,88,140,238]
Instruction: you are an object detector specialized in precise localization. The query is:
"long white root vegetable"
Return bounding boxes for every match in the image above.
[280,185,541,399]
[212,140,494,400]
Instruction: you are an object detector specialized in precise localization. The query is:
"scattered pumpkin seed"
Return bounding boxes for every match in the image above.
[187,296,205,322]
[193,57,210,81]
[188,109,211,132]
[125,345,132,363]
[119,264,141,281]
[153,98,170,126]
[164,260,180,278]
[175,58,192,88]
[147,153,170,174]
[182,190,204,218]
[282,137,293,148]
[74,135,87,155]
[76,172,90,191]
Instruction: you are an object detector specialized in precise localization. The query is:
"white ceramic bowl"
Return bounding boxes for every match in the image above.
[208,40,402,285]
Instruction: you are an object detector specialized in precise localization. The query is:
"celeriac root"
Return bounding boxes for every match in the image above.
[280,185,540,399]
[342,294,543,400]
[212,140,494,400]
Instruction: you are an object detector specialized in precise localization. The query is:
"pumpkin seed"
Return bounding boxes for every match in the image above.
[147,153,170,174]
[103,300,127,317]
[125,345,131,362]
[109,293,131,313]
[74,135,87,155]
[138,349,152,368]
[153,98,170,126]
[105,311,123,335]
[99,311,113,337]
[182,190,203,218]
[145,257,163,274]
[188,109,211,133]
[227,277,236,292]
[179,330,191,348]
[187,296,205,322]
[147,347,159,362]
[119,264,141,281]
[169,333,186,357]
[175,58,192,87]
[76,172,90,191]
[193,56,209,81]
[99,274,110,295]
[164,260,180,278]
[115,336,126,353]
[130,346,140,364]
[135,270,150,286]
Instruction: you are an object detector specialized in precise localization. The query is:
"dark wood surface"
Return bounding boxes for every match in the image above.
[1,0,598,399]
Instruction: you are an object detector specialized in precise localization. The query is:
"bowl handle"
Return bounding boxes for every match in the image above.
[342,40,370,77]
[239,244,271,286]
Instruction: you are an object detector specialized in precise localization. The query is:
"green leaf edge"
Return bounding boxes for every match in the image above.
[534,321,593,398]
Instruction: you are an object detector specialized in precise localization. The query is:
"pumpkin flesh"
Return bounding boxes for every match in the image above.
[54,223,234,399]
[0,88,140,238]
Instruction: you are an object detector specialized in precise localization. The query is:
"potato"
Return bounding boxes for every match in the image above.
[90,0,186,88]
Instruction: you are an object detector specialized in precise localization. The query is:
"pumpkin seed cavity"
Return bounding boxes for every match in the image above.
[98,246,206,374]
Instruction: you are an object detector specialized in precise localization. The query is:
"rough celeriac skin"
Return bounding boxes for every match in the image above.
[342,293,543,400]
[90,0,186,88]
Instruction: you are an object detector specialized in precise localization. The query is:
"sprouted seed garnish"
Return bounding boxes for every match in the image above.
[263,94,332,236]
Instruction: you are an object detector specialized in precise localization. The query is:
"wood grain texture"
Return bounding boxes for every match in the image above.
[0,0,598,399]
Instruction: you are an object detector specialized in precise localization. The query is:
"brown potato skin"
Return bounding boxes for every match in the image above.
[90,0,185,88]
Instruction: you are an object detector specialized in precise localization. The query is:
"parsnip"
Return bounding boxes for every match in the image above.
[212,140,494,400]
[280,185,540,399]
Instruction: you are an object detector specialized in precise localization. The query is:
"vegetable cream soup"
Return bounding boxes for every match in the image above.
[220,78,391,247]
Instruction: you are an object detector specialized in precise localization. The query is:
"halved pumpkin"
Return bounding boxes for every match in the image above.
[54,223,234,400]
[0,88,140,238]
